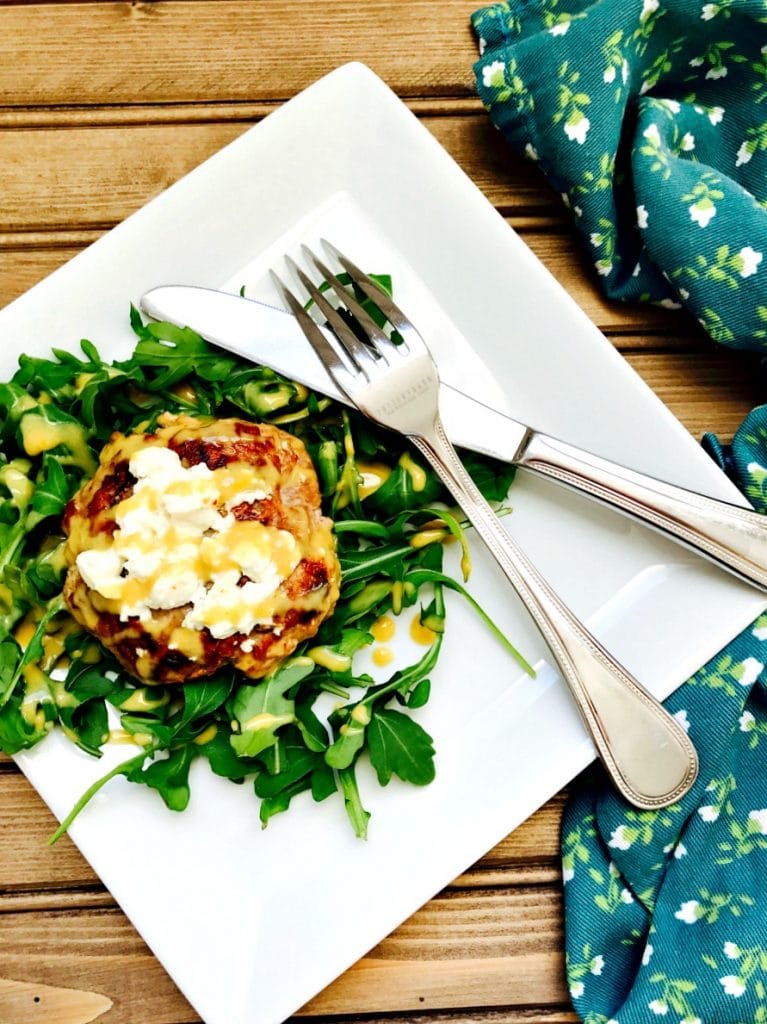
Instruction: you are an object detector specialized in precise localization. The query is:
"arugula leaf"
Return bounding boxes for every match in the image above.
[175,675,234,733]
[230,658,314,758]
[0,688,49,754]
[338,765,370,839]
[461,452,517,503]
[200,728,256,781]
[339,542,414,584]
[363,455,441,517]
[127,746,196,812]
[126,324,237,390]
[1,595,65,707]
[367,709,435,786]
[254,732,320,798]
[119,714,174,749]
[294,697,330,752]
[325,706,368,770]
[259,776,312,828]
[59,698,109,757]
[65,660,120,701]
[406,567,535,677]
[31,456,73,520]
[310,762,337,802]
[406,678,431,709]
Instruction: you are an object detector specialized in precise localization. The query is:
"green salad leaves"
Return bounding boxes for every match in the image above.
[0,304,531,840]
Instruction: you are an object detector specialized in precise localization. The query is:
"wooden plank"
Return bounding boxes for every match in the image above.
[296,1012,578,1024]
[625,350,759,439]
[0,887,566,1022]
[1,2,482,107]
[0,773,98,893]
[0,123,245,232]
[0,96,486,129]
[305,887,567,1015]
[1,242,89,308]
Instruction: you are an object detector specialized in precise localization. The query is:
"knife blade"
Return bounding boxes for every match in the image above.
[139,283,767,592]
[140,286,528,464]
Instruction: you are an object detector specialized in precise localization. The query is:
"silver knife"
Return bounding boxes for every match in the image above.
[140,285,767,592]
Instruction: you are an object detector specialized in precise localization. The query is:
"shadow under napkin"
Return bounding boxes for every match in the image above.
[472,0,767,352]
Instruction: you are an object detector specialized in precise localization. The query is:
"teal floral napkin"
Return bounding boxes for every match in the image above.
[470,1,767,1021]
[472,0,767,350]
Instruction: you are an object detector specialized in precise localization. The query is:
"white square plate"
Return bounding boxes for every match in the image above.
[2,63,765,1024]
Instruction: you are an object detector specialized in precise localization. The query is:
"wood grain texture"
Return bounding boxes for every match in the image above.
[625,350,760,438]
[1,2,481,107]
[0,890,567,1022]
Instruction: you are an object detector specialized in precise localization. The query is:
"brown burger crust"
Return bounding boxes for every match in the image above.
[63,413,340,684]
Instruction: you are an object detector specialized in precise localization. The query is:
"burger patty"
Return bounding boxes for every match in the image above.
[63,413,341,684]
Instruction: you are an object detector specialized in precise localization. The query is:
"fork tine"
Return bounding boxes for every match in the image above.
[301,244,400,361]
[269,269,354,380]
[286,256,380,378]
[321,238,423,351]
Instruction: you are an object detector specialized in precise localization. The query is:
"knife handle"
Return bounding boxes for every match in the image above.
[517,431,767,590]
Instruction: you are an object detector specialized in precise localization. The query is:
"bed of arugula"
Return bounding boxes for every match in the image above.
[0,299,530,840]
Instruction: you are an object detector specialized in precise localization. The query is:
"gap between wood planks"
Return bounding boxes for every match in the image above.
[2,97,485,128]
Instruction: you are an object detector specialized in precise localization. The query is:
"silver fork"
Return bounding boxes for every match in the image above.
[272,240,699,810]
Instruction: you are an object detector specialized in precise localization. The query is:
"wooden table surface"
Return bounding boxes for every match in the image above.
[1,4,760,1024]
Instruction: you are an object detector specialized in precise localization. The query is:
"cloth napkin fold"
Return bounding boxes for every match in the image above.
[472,0,767,351]
[470,2,767,1021]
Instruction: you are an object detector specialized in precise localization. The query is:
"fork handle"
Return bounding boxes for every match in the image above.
[412,418,699,810]
[516,431,767,590]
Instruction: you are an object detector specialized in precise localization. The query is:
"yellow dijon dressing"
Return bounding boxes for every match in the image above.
[350,704,371,726]
[1,461,34,508]
[14,615,80,726]
[108,728,154,746]
[372,646,394,668]
[241,711,290,732]
[308,646,352,673]
[409,528,448,549]
[118,688,169,713]
[170,381,198,405]
[410,612,437,646]
[399,452,427,492]
[370,615,397,668]
[356,461,391,500]
[37,538,68,577]
[194,723,218,746]
[13,619,47,710]
[371,614,396,642]
[20,414,96,474]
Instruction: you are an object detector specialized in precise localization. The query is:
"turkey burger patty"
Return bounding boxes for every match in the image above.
[63,413,341,684]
